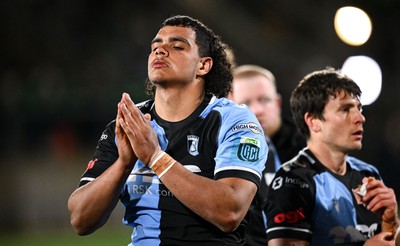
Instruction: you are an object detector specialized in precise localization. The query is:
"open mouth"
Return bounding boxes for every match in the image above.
[352,130,363,138]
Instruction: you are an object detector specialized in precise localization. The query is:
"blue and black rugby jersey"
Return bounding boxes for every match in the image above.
[78,94,268,245]
[265,148,382,245]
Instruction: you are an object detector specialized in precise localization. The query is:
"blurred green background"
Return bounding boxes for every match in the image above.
[1,224,131,246]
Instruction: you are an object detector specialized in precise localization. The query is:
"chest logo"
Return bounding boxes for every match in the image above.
[187,135,200,156]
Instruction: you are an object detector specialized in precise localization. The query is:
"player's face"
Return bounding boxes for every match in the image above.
[148,25,202,86]
[231,75,281,137]
[318,92,365,152]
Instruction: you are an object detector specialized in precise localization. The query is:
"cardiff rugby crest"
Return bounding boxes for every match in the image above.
[187,135,199,156]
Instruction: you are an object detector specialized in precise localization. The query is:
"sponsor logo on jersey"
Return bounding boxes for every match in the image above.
[100,133,108,141]
[231,122,262,135]
[271,176,309,190]
[86,158,98,171]
[285,176,309,189]
[127,174,175,197]
[237,137,260,162]
[355,223,378,239]
[272,176,283,190]
[187,135,199,156]
[328,223,378,243]
[273,207,305,224]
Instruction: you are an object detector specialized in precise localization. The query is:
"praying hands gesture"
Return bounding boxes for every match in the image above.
[116,92,163,168]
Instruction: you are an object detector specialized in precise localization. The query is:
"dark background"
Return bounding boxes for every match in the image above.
[1,0,400,234]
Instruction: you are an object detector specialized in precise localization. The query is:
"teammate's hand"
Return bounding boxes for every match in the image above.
[364,232,394,246]
[362,177,399,236]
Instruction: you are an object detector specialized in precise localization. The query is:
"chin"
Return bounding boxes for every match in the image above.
[353,144,363,150]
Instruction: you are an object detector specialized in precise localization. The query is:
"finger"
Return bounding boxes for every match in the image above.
[120,102,141,130]
[379,231,393,240]
[363,187,382,202]
[122,93,146,124]
[144,113,152,121]
[364,182,390,202]
[120,98,150,139]
[117,102,137,137]
[366,179,384,190]
[115,102,125,135]
[118,115,139,140]
[366,194,395,214]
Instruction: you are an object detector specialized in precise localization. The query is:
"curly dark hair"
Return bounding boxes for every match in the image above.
[290,67,362,139]
[145,15,233,98]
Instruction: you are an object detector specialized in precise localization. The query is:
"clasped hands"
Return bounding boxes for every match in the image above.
[115,92,163,169]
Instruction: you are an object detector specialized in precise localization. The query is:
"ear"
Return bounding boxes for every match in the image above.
[227,91,233,100]
[304,112,320,133]
[197,57,213,76]
[276,93,282,108]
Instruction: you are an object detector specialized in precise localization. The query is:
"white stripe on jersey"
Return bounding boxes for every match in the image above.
[267,226,313,235]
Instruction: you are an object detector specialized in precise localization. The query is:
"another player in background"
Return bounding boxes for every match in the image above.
[265,67,399,245]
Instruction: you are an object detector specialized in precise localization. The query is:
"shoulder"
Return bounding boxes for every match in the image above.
[346,156,381,176]
[201,97,263,133]
[272,151,314,180]
[136,99,154,114]
[203,97,251,116]
[280,150,316,173]
[270,150,318,191]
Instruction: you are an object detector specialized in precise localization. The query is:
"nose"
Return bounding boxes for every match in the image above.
[155,46,168,57]
[355,109,366,124]
[249,102,263,115]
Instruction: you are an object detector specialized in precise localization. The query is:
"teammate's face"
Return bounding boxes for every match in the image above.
[317,92,365,152]
[148,26,203,86]
[231,74,281,137]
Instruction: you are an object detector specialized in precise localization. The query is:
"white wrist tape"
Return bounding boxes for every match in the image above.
[149,151,165,169]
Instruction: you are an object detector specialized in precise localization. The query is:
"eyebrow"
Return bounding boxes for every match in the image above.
[151,36,191,46]
[339,100,362,110]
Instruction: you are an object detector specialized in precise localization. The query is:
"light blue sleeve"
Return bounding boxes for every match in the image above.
[213,101,268,180]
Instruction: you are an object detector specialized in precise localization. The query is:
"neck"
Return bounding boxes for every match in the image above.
[154,85,205,122]
[307,141,347,175]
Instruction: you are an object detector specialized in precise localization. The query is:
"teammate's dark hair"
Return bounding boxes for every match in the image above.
[290,67,362,139]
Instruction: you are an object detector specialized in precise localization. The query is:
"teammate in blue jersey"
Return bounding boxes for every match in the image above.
[265,67,399,245]
[67,15,268,245]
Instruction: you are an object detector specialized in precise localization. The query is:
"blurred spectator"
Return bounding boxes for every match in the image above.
[231,65,305,164]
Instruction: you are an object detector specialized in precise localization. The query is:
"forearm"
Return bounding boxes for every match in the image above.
[159,161,257,232]
[68,158,133,235]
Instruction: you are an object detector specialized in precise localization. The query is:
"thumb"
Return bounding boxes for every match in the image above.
[144,113,152,121]
[379,231,394,241]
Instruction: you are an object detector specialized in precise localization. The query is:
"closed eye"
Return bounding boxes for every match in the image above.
[173,46,184,50]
